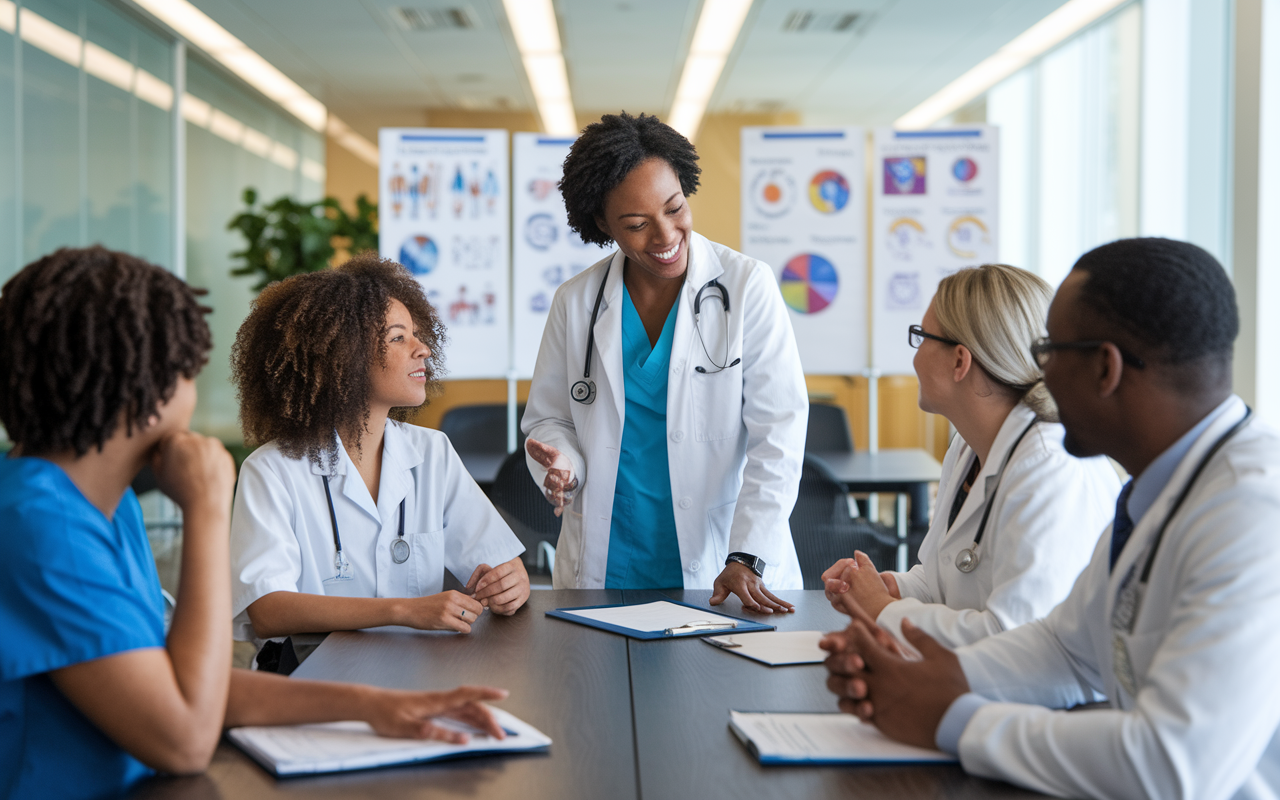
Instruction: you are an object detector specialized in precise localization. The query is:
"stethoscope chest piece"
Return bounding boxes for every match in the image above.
[390,537,411,564]
[955,547,979,573]
[571,379,596,404]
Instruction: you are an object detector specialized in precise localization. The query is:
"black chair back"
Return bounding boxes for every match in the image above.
[440,404,527,454]
[805,402,854,453]
[487,450,561,575]
[789,455,898,589]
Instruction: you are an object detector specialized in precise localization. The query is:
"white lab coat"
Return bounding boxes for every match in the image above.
[954,397,1280,800]
[229,420,524,642]
[523,232,807,590]
[878,402,1121,647]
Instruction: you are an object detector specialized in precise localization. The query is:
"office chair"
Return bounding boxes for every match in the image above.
[789,454,899,589]
[439,403,527,454]
[805,402,854,453]
[487,450,561,575]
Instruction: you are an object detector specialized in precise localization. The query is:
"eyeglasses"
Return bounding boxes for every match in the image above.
[1030,338,1146,369]
[908,324,961,349]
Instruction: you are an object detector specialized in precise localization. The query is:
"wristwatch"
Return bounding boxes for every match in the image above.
[725,552,765,578]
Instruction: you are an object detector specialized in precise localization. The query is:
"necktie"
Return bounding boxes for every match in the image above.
[1109,480,1135,572]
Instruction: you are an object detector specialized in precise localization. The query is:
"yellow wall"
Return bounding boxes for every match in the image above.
[326,109,948,461]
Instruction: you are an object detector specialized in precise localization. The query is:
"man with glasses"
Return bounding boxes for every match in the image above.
[824,237,1280,799]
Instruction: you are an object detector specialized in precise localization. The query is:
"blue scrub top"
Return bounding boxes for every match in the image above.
[605,287,685,589]
[0,457,166,800]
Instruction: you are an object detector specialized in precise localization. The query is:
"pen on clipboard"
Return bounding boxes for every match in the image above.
[664,620,738,635]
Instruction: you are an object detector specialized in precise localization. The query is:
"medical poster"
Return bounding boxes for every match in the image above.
[379,128,510,379]
[871,127,999,374]
[740,127,867,374]
[511,134,613,378]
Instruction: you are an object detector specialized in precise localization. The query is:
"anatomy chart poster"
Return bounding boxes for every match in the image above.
[740,127,867,374]
[871,127,999,374]
[379,128,509,379]
[511,133,612,378]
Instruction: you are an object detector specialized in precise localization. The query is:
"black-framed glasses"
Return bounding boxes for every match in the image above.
[1030,338,1146,369]
[908,324,960,349]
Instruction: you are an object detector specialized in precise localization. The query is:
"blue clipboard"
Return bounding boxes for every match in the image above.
[546,600,776,640]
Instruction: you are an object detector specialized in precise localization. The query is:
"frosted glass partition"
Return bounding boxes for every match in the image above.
[184,56,324,441]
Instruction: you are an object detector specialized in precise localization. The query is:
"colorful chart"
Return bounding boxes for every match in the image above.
[952,157,978,182]
[399,234,439,276]
[808,170,850,213]
[884,157,926,195]
[780,253,839,314]
[947,215,990,259]
[751,168,796,217]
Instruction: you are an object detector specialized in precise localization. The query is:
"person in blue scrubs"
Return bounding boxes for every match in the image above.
[0,247,509,799]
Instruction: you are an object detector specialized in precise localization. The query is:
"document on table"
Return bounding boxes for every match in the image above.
[703,631,827,665]
[227,706,550,776]
[547,600,775,639]
[729,711,957,765]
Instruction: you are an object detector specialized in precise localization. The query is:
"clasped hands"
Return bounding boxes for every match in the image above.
[819,551,970,751]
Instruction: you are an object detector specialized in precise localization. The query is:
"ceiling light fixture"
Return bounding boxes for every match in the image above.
[501,0,577,136]
[668,0,753,142]
[895,0,1129,130]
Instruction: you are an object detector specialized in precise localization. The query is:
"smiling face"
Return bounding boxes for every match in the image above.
[595,157,694,282]
[369,297,431,412]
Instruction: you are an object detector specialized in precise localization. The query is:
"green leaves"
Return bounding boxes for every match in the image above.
[228,191,379,292]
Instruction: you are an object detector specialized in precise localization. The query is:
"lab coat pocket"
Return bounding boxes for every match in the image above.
[706,500,736,566]
[691,369,743,442]
[408,529,444,597]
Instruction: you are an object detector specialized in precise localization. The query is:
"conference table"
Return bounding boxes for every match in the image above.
[130,590,1047,800]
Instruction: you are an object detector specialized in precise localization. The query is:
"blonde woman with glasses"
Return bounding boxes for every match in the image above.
[822,264,1121,648]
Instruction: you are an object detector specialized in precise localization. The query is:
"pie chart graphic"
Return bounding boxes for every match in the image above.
[780,253,839,314]
[399,234,439,276]
[808,170,850,214]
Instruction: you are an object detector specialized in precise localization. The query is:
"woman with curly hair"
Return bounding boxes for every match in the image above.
[229,253,527,663]
[0,247,509,798]
[522,112,807,611]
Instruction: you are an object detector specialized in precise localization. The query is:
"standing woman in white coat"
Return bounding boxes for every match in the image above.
[522,112,807,611]
[822,264,1120,647]
[229,254,528,665]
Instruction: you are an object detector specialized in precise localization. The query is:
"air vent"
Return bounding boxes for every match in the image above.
[781,11,860,32]
[390,7,475,31]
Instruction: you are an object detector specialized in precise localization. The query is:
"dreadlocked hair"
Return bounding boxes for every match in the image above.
[559,111,701,246]
[231,252,446,468]
[0,246,212,456]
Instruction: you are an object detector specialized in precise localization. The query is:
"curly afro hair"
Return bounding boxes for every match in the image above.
[231,252,446,467]
[560,112,701,246]
[0,246,212,456]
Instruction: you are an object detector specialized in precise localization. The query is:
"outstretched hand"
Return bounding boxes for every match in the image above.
[709,562,795,614]
[525,438,578,517]
[821,619,969,750]
[363,685,510,742]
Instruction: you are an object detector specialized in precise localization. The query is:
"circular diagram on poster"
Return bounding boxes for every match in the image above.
[886,217,930,261]
[780,253,839,314]
[525,213,559,251]
[399,234,439,276]
[808,170,850,214]
[952,157,978,182]
[947,215,990,259]
[750,169,796,217]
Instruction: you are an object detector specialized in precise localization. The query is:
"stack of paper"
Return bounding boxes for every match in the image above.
[228,706,550,776]
[729,711,957,765]
[704,631,827,665]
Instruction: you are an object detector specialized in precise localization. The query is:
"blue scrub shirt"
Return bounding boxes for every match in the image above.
[0,457,166,800]
[605,287,685,589]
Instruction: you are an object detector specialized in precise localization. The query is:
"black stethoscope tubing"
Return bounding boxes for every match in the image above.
[322,475,407,566]
[954,419,1038,573]
[572,259,738,404]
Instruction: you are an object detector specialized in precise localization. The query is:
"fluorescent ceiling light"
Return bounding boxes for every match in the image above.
[502,0,578,136]
[132,0,327,131]
[895,0,1129,129]
[668,0,753,141]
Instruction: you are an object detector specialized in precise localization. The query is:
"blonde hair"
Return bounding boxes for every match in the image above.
[932,263,1057,421]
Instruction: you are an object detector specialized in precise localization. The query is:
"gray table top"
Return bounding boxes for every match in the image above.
[130,589,1047,799]
[808,448,943,487]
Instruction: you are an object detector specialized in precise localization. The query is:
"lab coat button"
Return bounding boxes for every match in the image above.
[691,560,701,572]
[679,497,692,509]
[671,430,685,443]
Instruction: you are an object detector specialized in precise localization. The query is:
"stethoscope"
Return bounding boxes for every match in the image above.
[571,260,741,405]
[953,420,1038,573]
[322,475,409,576]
